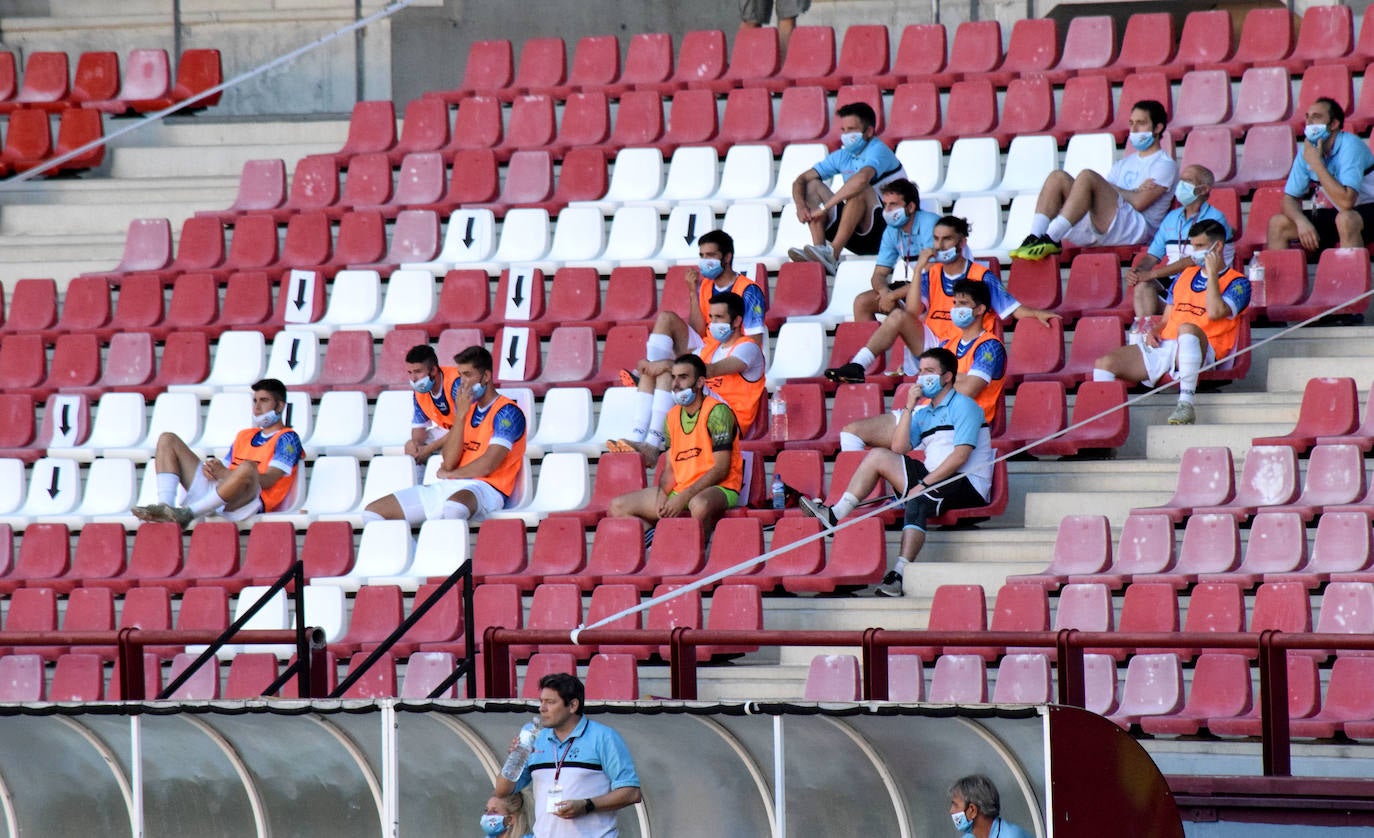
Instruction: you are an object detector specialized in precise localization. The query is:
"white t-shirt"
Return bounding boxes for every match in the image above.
[1107,150,1178,231]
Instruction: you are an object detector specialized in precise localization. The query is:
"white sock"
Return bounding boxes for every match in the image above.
[628,389,654,443]
[441,500,471,520]
[646,428,667,449]
[156,473,180,506]
[1029,213,1050,237]
[893,557,912,577]
[850,347,876,368]
[361,510,385,524]
[187,490,222,517]
[1046,215,1072,242]
[1176,333,1202,404]
[646,333,675,363]
[1092,368,1117,382]
[832,492,860,520]
[839,432,865,452]
[647,389,675,443]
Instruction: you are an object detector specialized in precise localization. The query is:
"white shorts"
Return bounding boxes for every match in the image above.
[186,469,262,523]
[686,328,705,353]
[1137,338,1216,386]
[391,478,506,523]
[1064,195,1151,248]
[899,323,941,376]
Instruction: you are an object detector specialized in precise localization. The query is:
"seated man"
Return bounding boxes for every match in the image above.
[1094,219,1250,426]
[1125,164,1235,322]
[1268,96,1374,253]
[624,229,766,386]
[364,345,527,524]
[1011,99,1177,260]
[789,101,907,275]
[801,347,996,597]
[403,344,463,480]
[611,291,765,450]
[825,215,1052,387]
[851,178,941,322]
[609,354,744,542]
[132,378,302,527]
[838,280,1006,451]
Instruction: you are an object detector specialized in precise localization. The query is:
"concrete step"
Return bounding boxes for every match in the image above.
[0,199,226,237]
[0,176,238,208]
[1145,420,1295,460]
[110,143,341,178]
[1267,360,1374,393]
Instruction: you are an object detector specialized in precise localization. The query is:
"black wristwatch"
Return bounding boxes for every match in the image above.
[585,799,597,813]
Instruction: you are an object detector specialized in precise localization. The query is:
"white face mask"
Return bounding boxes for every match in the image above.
[840,131,866,154]
[882,206,909,227]
[671,388,696,406]
[1128,130,1154,150]
[254,409,281,429]
[708,321,732,341]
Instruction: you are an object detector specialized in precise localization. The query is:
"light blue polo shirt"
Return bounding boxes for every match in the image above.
[1284,130,1374,207]
[909,389,994,500]
[515,715,640,838]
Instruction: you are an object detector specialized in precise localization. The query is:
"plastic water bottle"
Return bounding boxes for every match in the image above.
[772,473,786,510]
[1126,316,1144,347]
[770,391,788,442]
[500,716,541,781]
[1248,254,1267,308]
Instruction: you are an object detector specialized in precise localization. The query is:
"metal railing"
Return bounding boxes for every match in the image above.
[484,625,1374,778]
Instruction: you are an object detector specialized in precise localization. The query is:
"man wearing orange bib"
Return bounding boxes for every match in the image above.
[366,345,527,524]
[404,344,464,478]
[1093,219,1251,426]
[610,354,744,542]
[610,291,766,452]
[132,378,302,527]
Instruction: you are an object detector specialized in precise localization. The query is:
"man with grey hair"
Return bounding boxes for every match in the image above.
[948,774,1031,838]
[1125,163,1235,322]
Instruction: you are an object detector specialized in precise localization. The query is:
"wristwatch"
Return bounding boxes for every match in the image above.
[585,799,597,813]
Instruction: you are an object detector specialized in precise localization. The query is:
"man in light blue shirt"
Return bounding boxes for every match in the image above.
[789,101,907,275]
[1269,96,1374,252]
[850,178,940,322]
[948,775,1034,838]
[1126,163,1235,319]
[802,347,994,597]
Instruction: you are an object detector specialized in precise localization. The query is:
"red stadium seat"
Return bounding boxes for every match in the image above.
[55,275,111,335]
[149,330,210,389]
[224,652,281,698]
[327,100,396,165]
[0,523,69,594]
[656,30,727,94]
[585,653,639,700]
[1131,446,1235,522]
[1193,445,1300,520]
[1235,187,1286,261]
[0,54,17,108]
[1111,584,1179,664]
[1303,582,1374,659]
[699,584,762,659]
[97,218,173,277]
[1102,13,1174,82]
[1180,126,1237,185]
[1056,252,1124,323]
[0,108,53,173]
[858,23,950,90]
[561,34,621,97]
[512,37,566,99]
[659,87,718,153]
[1023,315,1122,387]
[1028,380,1129,456]
[1140,653,1251,736]
[1108,654,1184,729]
[268,155,340,222]
[1168,70,1232,140]
[769,26,837,92]
[1052,75,1113,144]
[1222,67,1292,137]
[946,20,1003,81]
[0,393,39,462]
[168,49,224,110]
[937,79,996,149]
[329,153,393,217]
[52,106,104,172]
[49,654,103,701]
[999,18,1058,82]
[829,24,889,89]
[1268,247,1372,324]
[329,584,404,658]
[1290,658,1374,739]
[214,212,279,277]
[885,81,939,141]
[1046,15,1116,83]
[390,582,464,657]
[1161,10,1233,79]
[718,85,777,150]
[609,32,672,97]
[604,90,664,152]
[929,655,987,703]
[487,517,585,591]
[388,98,450,166]
[1226,125,1294,196]
[555,516,645,590]
[1269,444,1366,519]
[994,380,1065,456]
[497,94,556,159]
[10,51,69,112]
[1290,65,1353,133]
[1009,515,1112,588]
[898,584,985,662]
[445,96,503,155]
[340,653,398,699]
[1136,516,1242,589]
[804,653,861,700]
[995,77,1054,146]
[1197,8,1293,77]
[550,146,609,206]
[201,158,287,222]
[433,40,513,104]
[1288,4,1355,71]
[698,26,779,94]
[1252,377,1359,452]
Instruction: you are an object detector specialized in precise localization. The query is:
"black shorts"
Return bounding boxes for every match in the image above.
[1304,204,1374,250]
[901,457,988,531]
[825,204,885,256]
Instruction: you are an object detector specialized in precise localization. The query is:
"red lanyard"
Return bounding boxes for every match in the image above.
[552,734,577,783]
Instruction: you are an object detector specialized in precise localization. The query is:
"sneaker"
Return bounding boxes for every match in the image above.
[1008,234,1061,261]
[798,495,838,528]
[1167,401,1196,425]
[803,243,838,275]
[617,367,639,388]
[167,506,196,528]
[131,503,177,523]
[824,362,866,384]
[787,246,809,263]
[874,570,905,597]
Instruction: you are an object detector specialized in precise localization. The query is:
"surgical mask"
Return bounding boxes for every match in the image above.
[470,382,487,400]
[950,306,976,329]
[936,247,959,264]
[1128,131,1154,151]
[698,258,724,279]
[1190,245,1215,267]
[840,132,867,154]
[480,814,507,836]
[1305,123,1330,144]
[708,321,732,341]
[254,409,281,429]
[918,373,943,398]
[671,388,696,406]
[952,811,974,833]
[882,207,909,228]
[1174,180,1198,207]
[409,375,433,394]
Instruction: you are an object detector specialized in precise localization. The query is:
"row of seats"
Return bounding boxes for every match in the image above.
[0,48,221,115]
[918,579,1374,664]
[0,107,103,174]
[436,9,1374,106]
[348,60,1374,164]
[807,649,1374,740]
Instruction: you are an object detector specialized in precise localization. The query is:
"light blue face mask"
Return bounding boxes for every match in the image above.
[918,373,943,398]
[671,388,696,406]
[950,306,976,329]
[1174,180,1198,207]
[840,131,867,154]
[410,375,434,394]
[254,409,281,429]
[1128,131,1154,151]
[698,257,724,279]
[708,321,732,341]
[883,207,909,228]
[470,382,487,400]
[936,247,959,264]
[952,811,974,833]
[1305,123,1331,145]
[480,813,507,836]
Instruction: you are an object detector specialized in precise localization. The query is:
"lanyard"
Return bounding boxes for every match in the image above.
[552,734,577,783]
